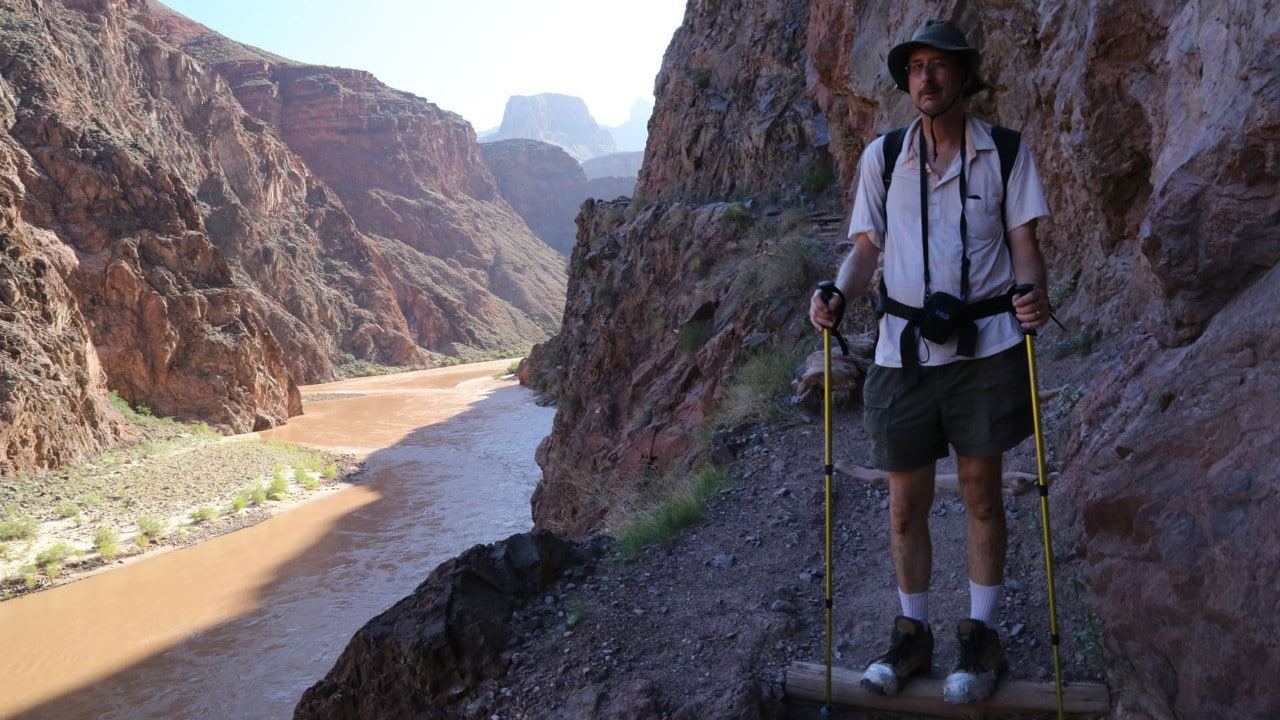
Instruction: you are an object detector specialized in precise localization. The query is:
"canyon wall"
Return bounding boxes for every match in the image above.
[0,0,565,469]
[480,139,588,256]
[526,0,1279,717]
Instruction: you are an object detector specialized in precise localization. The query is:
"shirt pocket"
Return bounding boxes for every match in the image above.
[965,196,1005,245]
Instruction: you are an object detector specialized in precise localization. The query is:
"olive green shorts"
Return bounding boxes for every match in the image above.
[862,343,1033,471]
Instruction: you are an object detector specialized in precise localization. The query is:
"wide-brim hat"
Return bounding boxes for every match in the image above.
[887,20,986,97]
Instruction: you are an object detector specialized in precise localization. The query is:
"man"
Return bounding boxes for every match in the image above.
[809,20,1052,703]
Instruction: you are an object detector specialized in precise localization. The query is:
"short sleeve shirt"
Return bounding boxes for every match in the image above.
[849,115,1051,367]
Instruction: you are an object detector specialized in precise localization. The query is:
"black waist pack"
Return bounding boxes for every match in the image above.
[917,291,966,345]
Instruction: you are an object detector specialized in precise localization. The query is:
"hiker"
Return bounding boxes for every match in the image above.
[808,19,1053,703]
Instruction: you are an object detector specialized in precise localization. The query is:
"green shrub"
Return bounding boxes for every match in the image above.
[1074,610,1107,670]
[803,165,835,195]
[267,474,290,501]
[693,68,712,89]
[322,463,339,480]
[229,491,249,513]
[94,528,121,559]
[624,195,650,221]
[189,506,219,524]
[0,517,38,542]
[760,236,826,295]
[593,282,615,307]
[720,202,751,229]
[55,502,81,520]
[36,542,79,578]
[136,515,167,541]
[296,467,320,490]
[1052,328,1098,359]
[249,482,268,506]
[20,564,39,589]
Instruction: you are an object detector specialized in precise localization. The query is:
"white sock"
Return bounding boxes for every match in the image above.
[898,588,930,628]
[969,580,1001,625]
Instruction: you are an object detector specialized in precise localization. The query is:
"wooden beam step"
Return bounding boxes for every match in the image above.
[785,661,1110,718]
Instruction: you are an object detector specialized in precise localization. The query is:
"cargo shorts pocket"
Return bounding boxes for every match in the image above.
[862,387,894,446]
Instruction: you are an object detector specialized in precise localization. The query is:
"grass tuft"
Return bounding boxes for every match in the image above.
[714,347,804,428]
[615,466,733,560]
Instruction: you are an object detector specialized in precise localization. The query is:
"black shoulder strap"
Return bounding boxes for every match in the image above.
[880,126,908,194]
[990,125,1021,229]
[990,125,1020,194]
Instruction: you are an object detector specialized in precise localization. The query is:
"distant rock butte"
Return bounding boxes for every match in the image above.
[487,93,618,162]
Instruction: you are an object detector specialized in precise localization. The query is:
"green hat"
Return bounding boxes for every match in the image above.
[887,20,986,97]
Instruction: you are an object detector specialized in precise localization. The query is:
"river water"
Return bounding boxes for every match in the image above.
[0,360,553,719]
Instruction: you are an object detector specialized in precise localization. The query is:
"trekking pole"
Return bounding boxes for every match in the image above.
[816,280,846,716]
[1016,284,1066,720]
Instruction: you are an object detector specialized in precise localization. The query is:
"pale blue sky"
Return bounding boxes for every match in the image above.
[159,0,687,131]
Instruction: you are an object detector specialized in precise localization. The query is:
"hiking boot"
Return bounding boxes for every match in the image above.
[943,618,1009,703]
[861,615,934,696]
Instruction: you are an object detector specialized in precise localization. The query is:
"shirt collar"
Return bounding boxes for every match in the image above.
[904,114,996,165]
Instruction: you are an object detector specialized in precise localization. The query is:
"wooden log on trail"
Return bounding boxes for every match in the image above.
[836,462,1040,496]
[785,661,1111,717]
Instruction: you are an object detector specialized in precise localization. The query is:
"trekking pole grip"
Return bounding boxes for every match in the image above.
[1013,283,1037,337]
[817,281,850,356]
[817,280,847,327]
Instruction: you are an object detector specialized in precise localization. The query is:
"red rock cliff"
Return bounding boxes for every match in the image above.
[0,0,566,469]
[527,0,1280,717]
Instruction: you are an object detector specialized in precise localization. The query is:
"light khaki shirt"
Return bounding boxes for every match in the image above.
[850,115,1051,367]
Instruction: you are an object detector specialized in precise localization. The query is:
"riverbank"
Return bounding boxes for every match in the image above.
[0,360,524,599]
[0,427,361,599]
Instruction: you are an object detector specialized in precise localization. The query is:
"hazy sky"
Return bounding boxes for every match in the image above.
[159,0,688,131]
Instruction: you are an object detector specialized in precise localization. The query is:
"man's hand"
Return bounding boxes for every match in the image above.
[809,289,845,332]
[1012,285,1050,331]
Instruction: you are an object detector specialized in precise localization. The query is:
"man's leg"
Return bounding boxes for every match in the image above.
[889,464,939,597]
[955,454,1006,590]
[944,453,1009,703]
[861,464,939,696]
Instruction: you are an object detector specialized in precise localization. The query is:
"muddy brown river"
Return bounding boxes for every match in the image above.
[0,360,553,719]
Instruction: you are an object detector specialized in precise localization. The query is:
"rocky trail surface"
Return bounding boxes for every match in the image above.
[298,349,1108,720]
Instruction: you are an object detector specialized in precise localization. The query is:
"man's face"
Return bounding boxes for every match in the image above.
[907,47,968,115]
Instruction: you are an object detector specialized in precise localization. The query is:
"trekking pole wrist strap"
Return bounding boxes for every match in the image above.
[817,282,850,356]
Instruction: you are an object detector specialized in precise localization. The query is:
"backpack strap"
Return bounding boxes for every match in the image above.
[990,125,1021,230]
[881,124,1020,203]
[880,126,908,194]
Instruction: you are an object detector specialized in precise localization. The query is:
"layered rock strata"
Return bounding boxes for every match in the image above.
[0,0,566,466]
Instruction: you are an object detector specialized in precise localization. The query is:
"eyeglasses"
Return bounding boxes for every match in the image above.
[905,60,954,77]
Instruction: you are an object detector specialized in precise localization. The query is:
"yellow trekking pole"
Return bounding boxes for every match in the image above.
[1018,285,1066,720]
[816,280,847,716]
